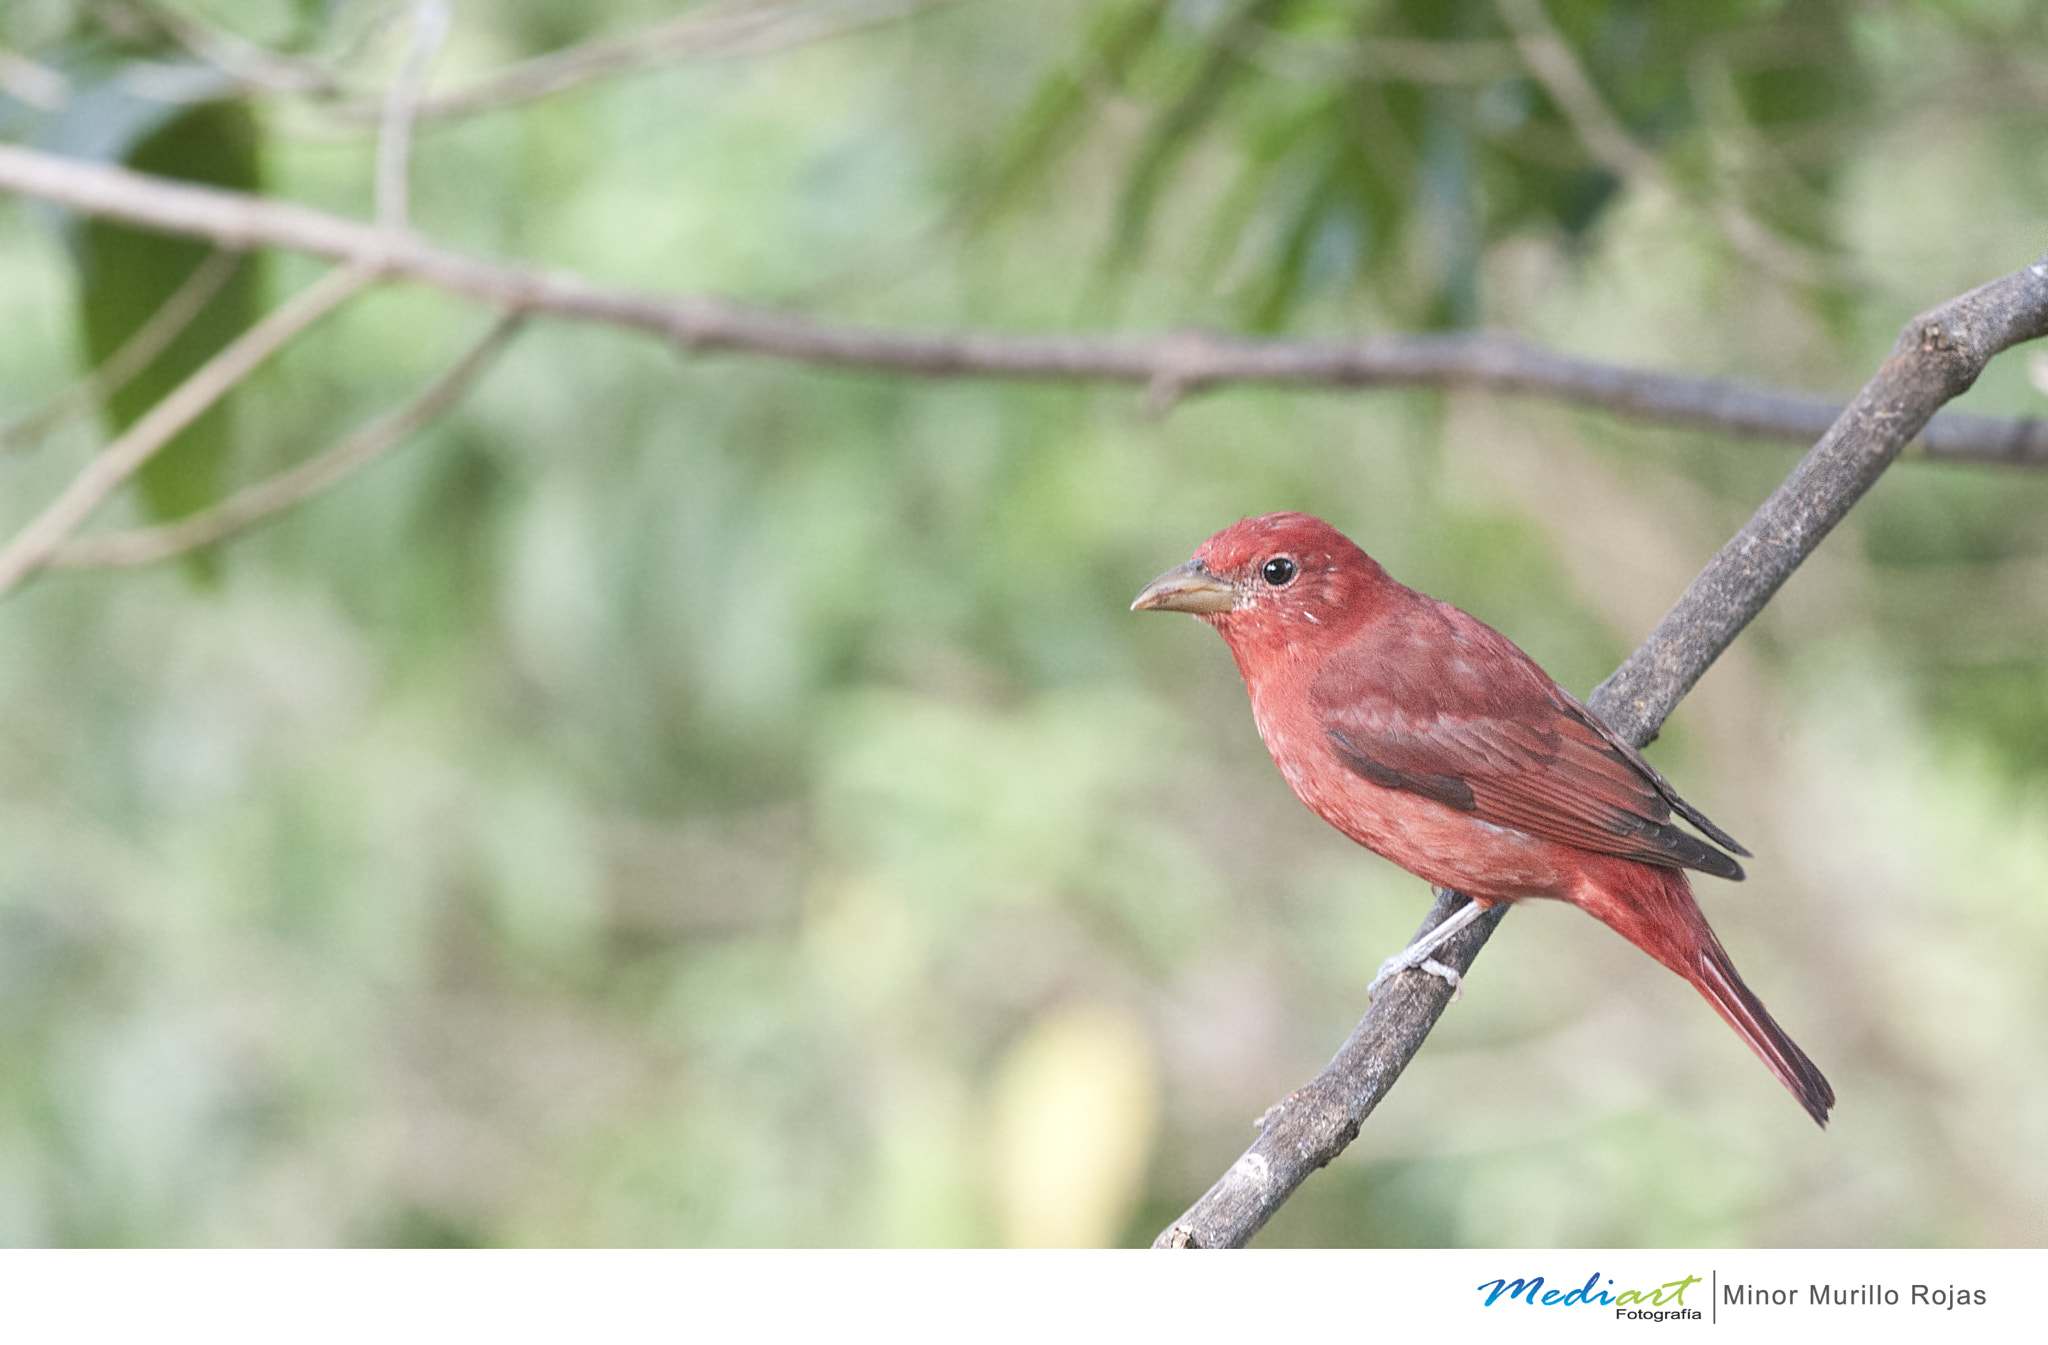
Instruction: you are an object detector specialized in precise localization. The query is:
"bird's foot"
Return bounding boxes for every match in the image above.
[1368,896,1488,1001]
[1368,949,1464,1001]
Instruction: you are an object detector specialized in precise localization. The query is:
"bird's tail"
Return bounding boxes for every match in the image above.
[1573,858,1835,1128]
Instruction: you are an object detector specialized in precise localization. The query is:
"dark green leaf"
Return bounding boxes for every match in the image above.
[75,95,263,570]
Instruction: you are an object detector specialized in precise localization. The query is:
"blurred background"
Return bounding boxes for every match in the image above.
[0,0,2045,1247]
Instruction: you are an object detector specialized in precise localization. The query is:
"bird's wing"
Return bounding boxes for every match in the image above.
[1308,602,1746,879]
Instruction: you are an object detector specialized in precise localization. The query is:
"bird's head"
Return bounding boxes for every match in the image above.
[1130,512,1388,642]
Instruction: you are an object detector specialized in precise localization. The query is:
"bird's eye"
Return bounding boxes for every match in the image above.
[1260,557,1297,587]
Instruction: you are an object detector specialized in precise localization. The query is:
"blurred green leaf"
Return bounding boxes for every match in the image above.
[1104,0,1300,280]
[960,0,1173,230]
[75,93,262,571]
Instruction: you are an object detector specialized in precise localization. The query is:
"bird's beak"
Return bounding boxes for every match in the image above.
[1131,559,1237,614]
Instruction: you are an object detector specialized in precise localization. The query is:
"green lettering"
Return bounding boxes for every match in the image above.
[1654,1276,1702,1307]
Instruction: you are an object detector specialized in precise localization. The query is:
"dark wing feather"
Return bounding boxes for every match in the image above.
[1309,599,1746,880]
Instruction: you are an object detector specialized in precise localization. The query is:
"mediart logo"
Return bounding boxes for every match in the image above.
[1475,1272,1703,1321]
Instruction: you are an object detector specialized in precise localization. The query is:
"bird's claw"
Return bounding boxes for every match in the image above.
[1368,896,1487,1001]
[1420,958,1463,1000]
[1368,949,1464,1001]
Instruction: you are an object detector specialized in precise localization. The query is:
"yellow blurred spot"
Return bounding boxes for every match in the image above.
[804,874,924,1018]
[989,1003,1159,1248]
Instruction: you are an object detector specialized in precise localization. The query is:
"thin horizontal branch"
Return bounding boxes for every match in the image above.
[108,0,343,100]
[326,0,953,124]
[51,314,523,570]
[1152,250,2048,1249]
[0,144,2040,465]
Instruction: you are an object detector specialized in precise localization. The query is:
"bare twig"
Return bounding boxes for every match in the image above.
[99,0,343,99]
[115,0,945,124]
[1493,0,1845,289]
[376,0,451,232]
[328,0,953,124]
[1495,0,1661,180]
[1,248,242,454]
[51,313,523,569]
[0,264,372,599]
[1152,251,2048,1249]
[1,145,2041,466]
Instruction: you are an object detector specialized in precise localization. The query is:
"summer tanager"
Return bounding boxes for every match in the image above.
[1133,511,1833,1126]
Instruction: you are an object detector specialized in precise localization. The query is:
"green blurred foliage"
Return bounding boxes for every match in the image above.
[80,98,262,536]
[15,10,267,553]
[979,0,1863,328]
[0,0,2044,1248]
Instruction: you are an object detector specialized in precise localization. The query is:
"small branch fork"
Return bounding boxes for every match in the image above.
[1151,252,2048,1249]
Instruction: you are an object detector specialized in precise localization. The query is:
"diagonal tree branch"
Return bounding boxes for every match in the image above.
[0,144,2042,466]
[49,313,523,570]
[0,263,372,599]
[0,247,241,454]
[1150,252,2048,1249]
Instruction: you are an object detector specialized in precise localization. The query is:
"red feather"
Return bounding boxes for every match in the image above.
[1135,511,1833,1126]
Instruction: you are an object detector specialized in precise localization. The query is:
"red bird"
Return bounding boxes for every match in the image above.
[1133,512,1833,1126]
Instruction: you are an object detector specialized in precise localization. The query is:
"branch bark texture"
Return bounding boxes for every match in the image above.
[0,144,2042,465]
[1153,252,2048,1249]
[1594,257,2048,738]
